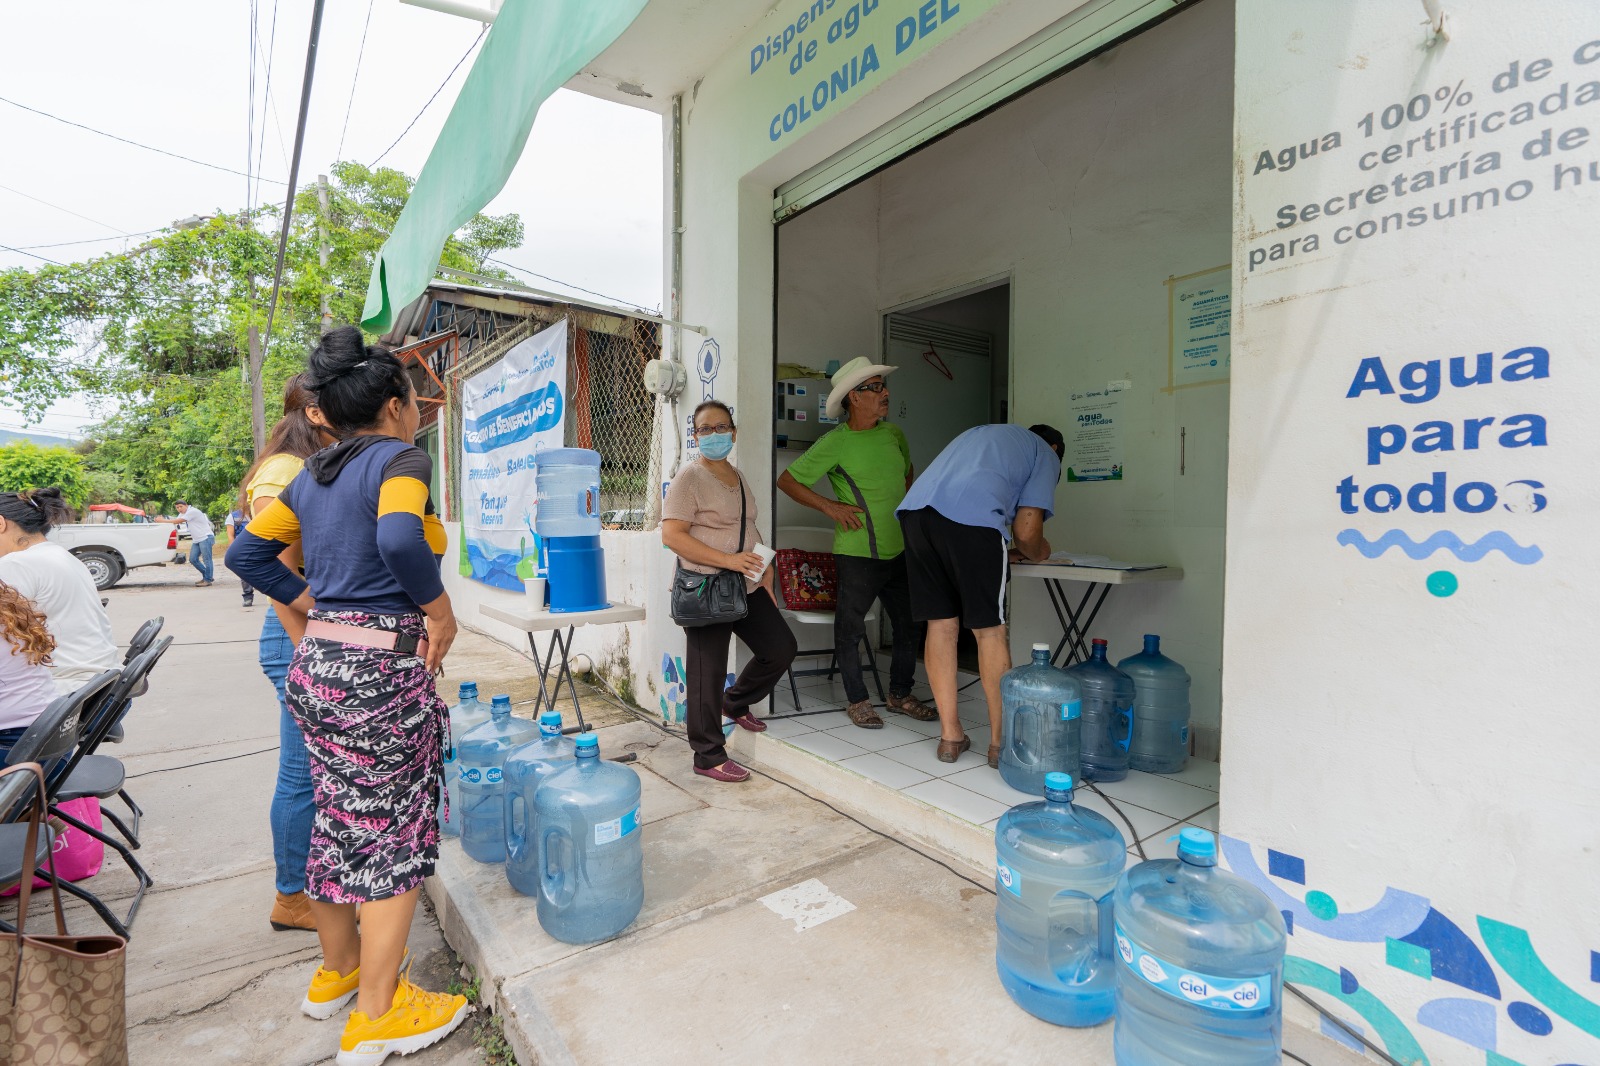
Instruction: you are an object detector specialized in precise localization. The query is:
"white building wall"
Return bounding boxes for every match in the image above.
[1227,2,1600,1061]
[770,1,1234,749]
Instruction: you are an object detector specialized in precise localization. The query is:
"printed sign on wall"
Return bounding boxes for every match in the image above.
[1065,381,1126,482]
[1168,264,1231,387]
[460,319,568,591]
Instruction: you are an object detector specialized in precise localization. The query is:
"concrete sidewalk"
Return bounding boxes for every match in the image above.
[42,565,486,1066]
[54,560,1361,1065]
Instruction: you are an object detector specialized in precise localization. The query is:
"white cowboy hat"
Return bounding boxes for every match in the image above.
[825,357,898,420]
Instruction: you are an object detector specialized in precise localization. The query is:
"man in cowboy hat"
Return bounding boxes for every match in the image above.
[777,357,937,729]
[896,423,1064,766]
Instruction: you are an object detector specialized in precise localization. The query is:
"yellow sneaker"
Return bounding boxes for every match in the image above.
[336,972,471,1065]
[301,962,360,1020]
[302,949,408,1020]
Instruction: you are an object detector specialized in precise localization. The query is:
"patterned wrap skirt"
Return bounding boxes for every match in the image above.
[285,609,446,904]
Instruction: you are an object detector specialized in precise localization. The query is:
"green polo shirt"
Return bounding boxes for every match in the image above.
[786,422,912,560]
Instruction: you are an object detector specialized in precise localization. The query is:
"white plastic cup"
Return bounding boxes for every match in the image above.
[750,543,776,580]
[523,576,547,610]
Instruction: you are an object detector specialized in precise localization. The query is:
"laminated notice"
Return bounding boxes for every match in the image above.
[594,807,640,845]
[1115,922,1273,1012]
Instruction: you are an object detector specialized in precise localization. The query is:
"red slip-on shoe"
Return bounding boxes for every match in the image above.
[723,711,768,733]
[694,760,752,783]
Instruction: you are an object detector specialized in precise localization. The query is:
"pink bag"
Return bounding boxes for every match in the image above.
[2,797,105,894]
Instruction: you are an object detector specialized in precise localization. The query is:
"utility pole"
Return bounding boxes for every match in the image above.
[247,323,266,453]
[317,174,333,333]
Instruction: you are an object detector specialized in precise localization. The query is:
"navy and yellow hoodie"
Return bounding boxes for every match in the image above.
[225,435,447,614]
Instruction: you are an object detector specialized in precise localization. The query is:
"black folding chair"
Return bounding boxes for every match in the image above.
[50,636,173,852]
[123,616,164,665]
[1,673,128,937]
[104,615,164,744]
[0,762,54,934]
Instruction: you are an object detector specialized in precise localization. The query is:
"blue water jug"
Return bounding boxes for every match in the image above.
[457,695,539,863]
[534,449,602,539]
[1117,635,1191,774]
[545,535,608,613]
[999,644,1084,796]
[995,772,1127,1026]
[1112,829,1286,1064]
[1066,639,1135,783]
[439,682,490,837]
[534,732,644,943]
[504,711,577,896]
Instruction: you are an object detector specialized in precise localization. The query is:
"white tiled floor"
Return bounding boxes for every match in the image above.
[762,657,1222,859]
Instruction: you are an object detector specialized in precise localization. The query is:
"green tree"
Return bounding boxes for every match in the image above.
[0,162,523,514]
[0,441,91,510]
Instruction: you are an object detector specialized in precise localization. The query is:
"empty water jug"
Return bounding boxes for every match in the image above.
[504,711,577,896]
[1066,640,1136,783]
[535,449,602,539]
[999,644,1084,796]
[439,682,490,837]
[457,695,539,863]
[1113,829,1286,1065]
[1118,634,1191,774]
[535,732,644,943]
[995,772,1127,1026]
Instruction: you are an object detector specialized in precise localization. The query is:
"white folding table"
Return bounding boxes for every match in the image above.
[479,601,646,732]
[1010,563,1183,666]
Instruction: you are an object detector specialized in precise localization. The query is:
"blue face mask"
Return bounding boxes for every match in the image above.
[697,431,734,460]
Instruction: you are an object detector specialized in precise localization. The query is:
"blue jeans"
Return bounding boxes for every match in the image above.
[190,536,215,582]
[261,610,314,895]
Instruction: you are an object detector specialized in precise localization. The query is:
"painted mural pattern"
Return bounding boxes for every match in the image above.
[1223,836,1598,1064]
[658,653,737,732]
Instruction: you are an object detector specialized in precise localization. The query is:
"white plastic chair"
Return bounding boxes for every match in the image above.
[773,525,886,716]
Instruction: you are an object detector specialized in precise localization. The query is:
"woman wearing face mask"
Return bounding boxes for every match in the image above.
[236,373,337,935]
[660,401,797,782]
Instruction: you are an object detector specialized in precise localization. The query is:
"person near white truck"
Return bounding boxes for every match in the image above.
[49,509,181,590]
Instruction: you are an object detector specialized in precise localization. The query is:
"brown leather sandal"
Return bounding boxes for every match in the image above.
[936,734,971,763]
[885,692,938,721]
[845,700,883,729]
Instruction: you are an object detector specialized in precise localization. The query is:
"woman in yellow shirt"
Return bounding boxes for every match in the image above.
[239,374,334,934]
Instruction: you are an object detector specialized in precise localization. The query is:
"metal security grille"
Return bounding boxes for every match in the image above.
[445,306,659,531]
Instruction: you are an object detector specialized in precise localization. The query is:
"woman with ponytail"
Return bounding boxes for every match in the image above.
[0,579,58,760]
[239,373,336,936]
[0,487,120,692]
[227,326,467,1063]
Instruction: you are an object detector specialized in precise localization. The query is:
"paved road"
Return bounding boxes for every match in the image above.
[65,562,486,1065]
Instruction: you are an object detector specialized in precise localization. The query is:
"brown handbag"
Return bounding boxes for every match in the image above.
[0,762,129,1066]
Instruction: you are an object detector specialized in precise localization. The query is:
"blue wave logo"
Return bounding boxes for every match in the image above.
[462,382,563,454]
[1336,530,1543,565]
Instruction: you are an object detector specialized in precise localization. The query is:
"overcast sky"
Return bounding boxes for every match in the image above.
[1,0,664,439]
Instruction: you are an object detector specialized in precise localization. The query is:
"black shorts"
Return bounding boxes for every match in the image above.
[899,507,1008,629]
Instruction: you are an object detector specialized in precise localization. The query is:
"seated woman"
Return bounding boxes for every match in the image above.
[0,488,120,693]
[0,579,59,761]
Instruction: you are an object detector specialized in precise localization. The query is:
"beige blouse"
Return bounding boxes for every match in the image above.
[663,460,763,587]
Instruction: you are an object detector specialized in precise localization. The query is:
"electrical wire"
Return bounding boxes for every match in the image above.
[1282,1051,1312,1065]
[0,181,130,237]
[9,230,163,251]
[370,27,487,167]
[336,0,377,163]
[1284,983,1406,1066]
[251,0,283,210]
[485,256,659,314]
[1085,781,1149,861]
[125,746,278,779]
[0,95,286,186]
[0,243,66,266]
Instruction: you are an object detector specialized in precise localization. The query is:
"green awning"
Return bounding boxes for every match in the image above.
[361,0,648,331]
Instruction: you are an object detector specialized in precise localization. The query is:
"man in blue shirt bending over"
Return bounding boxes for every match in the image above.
[897,424,1063,766]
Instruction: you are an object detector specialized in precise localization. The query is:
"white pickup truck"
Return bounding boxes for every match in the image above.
[48,523,179,590]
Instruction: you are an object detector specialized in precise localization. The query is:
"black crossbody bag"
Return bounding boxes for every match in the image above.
[670,473,750,627]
